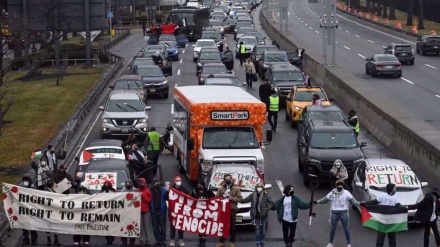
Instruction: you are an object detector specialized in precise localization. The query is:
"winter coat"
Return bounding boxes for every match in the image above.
[52,170,74,194]
[238,190,274,219]
[136,178,152,213]
[191,188,215,199]
[44,150,67,172]
[150,186,168,214]
[259,83,272,102]
[408,193,437,223]
[216,185,242,210]
[329,163,348,181]
[271,195,310,223]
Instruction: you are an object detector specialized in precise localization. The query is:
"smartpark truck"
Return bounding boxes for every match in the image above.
[172,86,272,182]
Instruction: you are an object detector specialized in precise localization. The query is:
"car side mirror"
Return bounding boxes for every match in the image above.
[266,129,273,142]
[192,45,195,47]
[99,106,104,111]
[298,141,306,147]
[264,184,272,190]
[145,106,152,111]
[74,157,80,162]
[286,97,292,102]
[421,182,428,188]
[360,142,367,147]
[355,182,364,188]
[109,85,114,89]
[329,97,335,102]
[187,138,195,151]
[365,58,370,61]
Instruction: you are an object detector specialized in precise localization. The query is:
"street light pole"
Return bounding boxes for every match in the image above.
[319,0,338,65]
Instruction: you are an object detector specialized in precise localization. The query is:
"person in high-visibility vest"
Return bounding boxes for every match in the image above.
[239,41,246,66]
[348,110,360,137]
[145,126,161,176]
[268,89,279,131]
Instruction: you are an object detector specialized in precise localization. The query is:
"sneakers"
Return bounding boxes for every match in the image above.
[84,242,89,245]
[347,245,352,247]
[179,240,185,246]
[74,243,79,246]
[229,243,235,247]
[170,240,175,247]
[326,244,333,247]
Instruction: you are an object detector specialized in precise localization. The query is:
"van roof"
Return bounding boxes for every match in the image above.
[175,85,261,104]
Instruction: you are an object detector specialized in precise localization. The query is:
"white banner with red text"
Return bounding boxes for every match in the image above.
[2,183,141,237]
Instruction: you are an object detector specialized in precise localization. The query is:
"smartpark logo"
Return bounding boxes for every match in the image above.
[211,111,249,120]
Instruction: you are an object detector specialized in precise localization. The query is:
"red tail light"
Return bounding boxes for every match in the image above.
[396,63,402,68]
[376,64,384,68]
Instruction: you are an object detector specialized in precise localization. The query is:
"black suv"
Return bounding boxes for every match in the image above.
[384,43,415,64]
[266,64,304,101]
[416,35,440,55]
[297,120,366,186]
[259,51,290,80]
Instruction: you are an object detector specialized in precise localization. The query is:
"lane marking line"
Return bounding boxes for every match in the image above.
[179,59,182,63]
[171,103,174,114]
[425,64,439,70]
[435,95,440,98]
[182,50,185,54]
[367,40,374,43]
[401,77,414,84]
[346,30,351,33]
[335,41,338,44]
[344,46,350,50]
[305,23,308,26]
[355,35,360,38]
[315,30,319,33]
[177,69,181,75]
[309,27,313,30]
[357,54,366,58]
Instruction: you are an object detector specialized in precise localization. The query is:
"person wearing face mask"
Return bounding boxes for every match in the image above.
[44,179,61,246]
[135,178,152,246]
[33,156,53,190]
[167,176,189,247]
[101,180,116,245]
[44,144,67,172]
[236,182,274,247]
[329,160,348,189]
[360,183,400,247]
[215,174,242,247]
[120,180,141,246]
[271,185,309,247]
[191,181,215,247]
[313,180,360,247]
[52,164,74,194]
[21,176,39,246]
[150,178,168,247]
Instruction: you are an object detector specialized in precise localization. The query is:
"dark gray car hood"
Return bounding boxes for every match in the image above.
[141,76,166,83]
[309,147,364,161]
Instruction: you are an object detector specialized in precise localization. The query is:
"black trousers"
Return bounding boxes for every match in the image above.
[239,54,245,65]
[281,220,297,244]
[121,237,136,244]
[376,232,396,247]
[22,229,38,243]
[246,73,253,88]
[423,220,440,247]
[220,209,237,243]
[268,111,278,130]
[73,235,90,243]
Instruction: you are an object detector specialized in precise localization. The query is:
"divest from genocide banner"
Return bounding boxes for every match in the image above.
[168,188,231,238]
[2,183,141,237]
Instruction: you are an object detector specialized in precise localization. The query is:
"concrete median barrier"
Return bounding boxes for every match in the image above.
[260,9,440,182]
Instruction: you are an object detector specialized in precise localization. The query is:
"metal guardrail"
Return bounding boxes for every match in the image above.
[34,58,101,67]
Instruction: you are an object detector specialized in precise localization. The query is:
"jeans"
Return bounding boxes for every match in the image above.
[376,231,396,247]
[423,220,440,247]
[255,218,268,246]
[152,212,167,242]
[22,229,38,244]
[170,225,184,240]
[329,210,351,244]
[140,212,151,243]
[246,73,253,88]
[281,220,297,244]
[220,209,237,243]
[147,151,159,176]
[268,111,278,130]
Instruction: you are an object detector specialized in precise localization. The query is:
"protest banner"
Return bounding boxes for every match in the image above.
[2,183,141,237]
[168,188,231,238]
[209,170,262,191]
[84,172,117,191]
[366,165,420,187]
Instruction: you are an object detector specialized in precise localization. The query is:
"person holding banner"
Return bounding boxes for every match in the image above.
[101,180,117,245]
[73,181,91,246]
[52,164,74,194]
[150,178,168,247]
[167,176,189,247]
[44,179,62,246]
[191,181,215,247]
[136,178,153,246]
[21,176,39,246]
[237,182,274,247]
[406,186,440,247]
[32,156,53,190]
[215,174,242,247]
[120,180,140,246]
[271,185,309,247]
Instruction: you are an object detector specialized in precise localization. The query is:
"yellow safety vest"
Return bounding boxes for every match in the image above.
[269,96,279,112]
[240,45,246,54]
[352,116,360,133]
[147,131,160,151]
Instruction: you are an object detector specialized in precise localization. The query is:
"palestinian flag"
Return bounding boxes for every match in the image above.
[31,150,42,160]
[361,205,408,233]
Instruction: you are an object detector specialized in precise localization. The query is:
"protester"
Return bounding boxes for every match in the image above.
[73,181,91,245]
[120,180,139,246]
[44,144,67,172]
[259,80,272,111]
[136,178,152,246]
[271,184,309,247]
[191,181,215,247]
[312,94,322,105]
[244,58,256,88]
[101,180,116,245]
[44,179,61,246]
[215,174,242,247]
[268,89,279,131]
[313,180,360,247]
[166,176,189,246]
[21,176,38,246]
[360,183,400,247]
[304,75,311,86]
[145,126,161,176]
[33,156,53,190]
[406,186,440,247]
[348,110,360,137]
[222,47,234,72]
[150,178,168,247]
[52,164,74,194]
[142,22,147,36]
[329,159,348,188]
[237,182,274,247]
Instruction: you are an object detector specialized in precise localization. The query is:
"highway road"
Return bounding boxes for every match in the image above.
[8,8,437,247]
[272,0,440,131]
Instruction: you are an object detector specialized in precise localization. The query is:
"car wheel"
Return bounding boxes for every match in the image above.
[298,153,304,173]
[421,49,425,56]
[416,47,420,54]
[303,172,310,187]
[290,112,297,128]
[371,70,376,77]
[285,109,290,121]
[409,61,414,65]
[164,92,169,98]
[396,73,402,78]
[365,66,369,74]
[437,52,440,55]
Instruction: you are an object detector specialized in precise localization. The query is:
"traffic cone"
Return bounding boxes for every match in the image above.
[383,18,389,24]
[396,22,402,29]
[358,10,363,16]
[431,30,437,35]
[373,16,378,22]
[366,13,370,19]
[411,26,417,33]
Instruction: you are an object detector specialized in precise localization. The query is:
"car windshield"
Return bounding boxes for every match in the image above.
[310,132,358,149]
[427,37,440,42]
[106,99,143,112]
[376,56,398,62]
[308,111,345,122]
[87,169,128,190]
[255,46,277,55]
[133,59,154,66]
[200,52,221,60]
[237,22,252,28]
[265,53,288,62]
[114,80,143,90]
[209,20,222,26]
[273,71,304,82]
[395,46,412,51]
[203,66,226,74]
[239,38,257,45]
[137,68,163,77]
[86,148,123,154]
[202,32,222,39]
[159,35,175,41]
[196,40,216,47]
[238,28,254,34]
[160,41,177,48]
[246,33,263,39]
[203,127,259,149]
[294,91,327,101]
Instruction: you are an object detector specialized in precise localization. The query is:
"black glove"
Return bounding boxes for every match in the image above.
[312,201,318,204]
[360,202,366,206]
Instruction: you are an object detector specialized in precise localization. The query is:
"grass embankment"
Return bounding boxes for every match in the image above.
[61,32,124,50]
[337,2,440,36]
[0,67,105,187]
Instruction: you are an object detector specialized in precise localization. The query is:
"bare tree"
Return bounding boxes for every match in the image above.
[389,0,396,19]
[417,0,424,29]
[406,0,414,26]
[382,0,388,18]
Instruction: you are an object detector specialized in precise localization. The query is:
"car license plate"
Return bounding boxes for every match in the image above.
[150,89,156,92]
[235,216,242,223]
[401,53,406,55]
[121,129,129,134]
[385,66,392,69]
[434,46,439,49]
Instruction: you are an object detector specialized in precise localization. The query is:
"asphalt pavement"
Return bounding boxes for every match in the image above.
[6,9,438,247]
[271,0,440,131]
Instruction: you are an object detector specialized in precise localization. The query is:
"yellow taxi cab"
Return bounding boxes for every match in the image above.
[285,85,333,127]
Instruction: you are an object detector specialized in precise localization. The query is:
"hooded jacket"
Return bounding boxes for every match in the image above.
[136,178,152,213]
[22,176,34,189]
[150,185,168,213]
[237,187,274,219]
[329,159,348,181]
[121,179,137,192]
